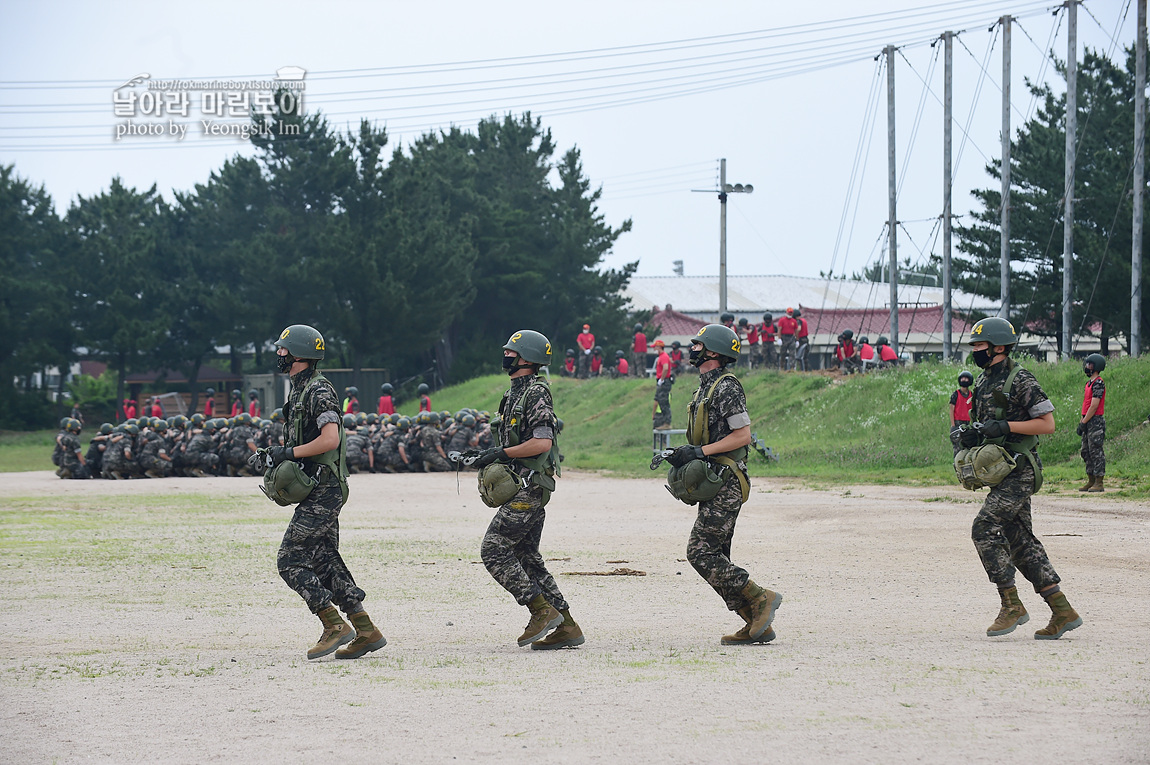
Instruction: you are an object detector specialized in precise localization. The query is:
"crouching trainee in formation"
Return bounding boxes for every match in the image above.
[955,317,1082,640]
[257,324,387,660]
[463,330,583,650]
[658,324,782,645]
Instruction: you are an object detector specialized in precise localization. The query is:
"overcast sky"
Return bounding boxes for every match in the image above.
[0,0,1137,283]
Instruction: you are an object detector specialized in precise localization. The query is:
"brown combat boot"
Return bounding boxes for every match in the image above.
[307,605,355,660]
[335,611,387,659]
[721,606,776,645]
[1086,476,1104,493]
[1034,591,1082,640]
[531,610,585,650]
[740,581,783,640]
[986,586,1029,636]
[1077,475,1096,491]
[517,594,563,647]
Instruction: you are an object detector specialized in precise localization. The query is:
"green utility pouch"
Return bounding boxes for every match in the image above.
[954,444,1017,490]
[477,463,526,508]
[260,460,318,506]
[666,459,726,505]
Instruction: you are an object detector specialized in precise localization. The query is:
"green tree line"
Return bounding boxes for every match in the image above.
[955,45,1149,352]
[0,111,636,428]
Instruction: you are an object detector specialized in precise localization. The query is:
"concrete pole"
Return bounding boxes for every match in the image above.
[1133,0,1146,356]
[719,157,728,314]
[886,45,900,354]
[1062,1,1077,359]
[943,32,954,360]
[1000,16,1012,320]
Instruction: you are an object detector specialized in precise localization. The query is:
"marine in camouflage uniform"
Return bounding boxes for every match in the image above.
[344,418,372,474]
[184,426,221,477]
[476,330,582,650]
[137,425,173,478]
[222,418,258,476]
[101,428,138,479]
[419,414,451,472]
[963,317,1081,640]
[272,324,385,660]
[666,324,781,645]
[1077,354,1107,491]
[58,422,90,479]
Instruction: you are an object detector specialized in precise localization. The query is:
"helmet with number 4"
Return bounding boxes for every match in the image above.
[274,324,326,360]
[967,317,1018,348]
[691,324,741,362]
[503,329,552,366]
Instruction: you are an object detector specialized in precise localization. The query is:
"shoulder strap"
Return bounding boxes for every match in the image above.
[688,372,738,446]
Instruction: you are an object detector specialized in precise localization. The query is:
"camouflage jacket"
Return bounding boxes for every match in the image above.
[283,367,341,449]
[692,368,751,446]
[972,358,1054,454]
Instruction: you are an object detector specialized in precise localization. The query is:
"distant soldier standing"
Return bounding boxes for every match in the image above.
[417,383,432,413]
[631,323,647,377]
[777,308,797,370]
[378,383,395,416]
[248,389,261,418]
[948,370,975,455]
[473,330,582,650]
[663,325,781,645]
[576,323,595,379]
[1077,354,1107,493]
[203,388,216,418]
[959,317,1082,640]
[269,324,386,660]
[652,339,673,430]
[760,313,777,368]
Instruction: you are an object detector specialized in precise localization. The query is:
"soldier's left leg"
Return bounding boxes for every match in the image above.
[971,471,1031,587]
[686,480,750,611]
[512,491,569,612]
[1085,417,1106,480]
[1001,491,1060,593]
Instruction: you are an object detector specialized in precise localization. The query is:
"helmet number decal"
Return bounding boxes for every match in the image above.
[697,328,706,336]
[511,332,522,343]
[731,338,740,352]
[280,328,290,340]
[545,342,551,355]
[315,337,324,351]
[974,324,982,334]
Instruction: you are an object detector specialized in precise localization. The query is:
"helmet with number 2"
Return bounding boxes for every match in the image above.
[691,324,741,363]
[503,330,552,366]
[274,324,326,360]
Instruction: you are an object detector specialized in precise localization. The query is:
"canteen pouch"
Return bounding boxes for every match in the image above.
[954,444,1017,491]
[665,459,726,505]
[478,463,525,508]
[260,460,318,506]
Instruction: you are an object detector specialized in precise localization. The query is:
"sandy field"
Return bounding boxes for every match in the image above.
[1,469,1147,764]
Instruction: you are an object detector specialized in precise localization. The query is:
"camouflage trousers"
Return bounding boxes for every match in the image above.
[631,350,646,377]
[345,450,371,473]
[278,483,366,613]
[423,452,451,472]
[481,483,568,610]
[687,476,752,611]
[185,450,219,472]
[59,458,90,479]
[749,344,764,369]
[779,336,795,370]
[653,380,673,428]
[577,353,591,379]
[102,453,138,479]
[1080,416,1105,476]
[971,462,1060,591]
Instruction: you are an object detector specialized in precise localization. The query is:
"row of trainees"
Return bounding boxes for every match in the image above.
[832,330,901,374]
[53,412,286,480]
[557,343,687,378]
[341,383,433,417]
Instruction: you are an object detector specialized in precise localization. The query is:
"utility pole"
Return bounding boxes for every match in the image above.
[886,45,900,355]
[1062,0,1078,359]
[1133,0,1146,357]
[719,158,728,314]
[943,32,954,361]
[1000,15,1012,320]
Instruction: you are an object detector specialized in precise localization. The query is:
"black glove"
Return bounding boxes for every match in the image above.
[972,420,1010,440]
[1076,422,1086,436]
[265,445,294,467]
[666,444,705,468]
[472,448,507,469]
[958,427,980,448]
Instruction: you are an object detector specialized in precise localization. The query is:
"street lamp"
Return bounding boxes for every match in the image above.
[694,158,753,313]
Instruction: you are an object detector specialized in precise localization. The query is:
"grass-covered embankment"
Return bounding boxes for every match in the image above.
[5,357,1147,496]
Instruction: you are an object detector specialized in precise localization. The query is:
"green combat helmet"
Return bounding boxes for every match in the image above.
[503,329,552,366]
[342,413,357,429]
[274,324,326,360]
[98,423,113,436]
[66,418,82,434]
[1083,353,1106,374]
[691,323,741,363]
[270,408,284,423]
[968,317,1018,348]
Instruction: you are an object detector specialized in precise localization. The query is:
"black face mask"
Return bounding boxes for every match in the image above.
[688,348,705,367]
[276,354,294,374]
[971,348,995,369]
[502,355,518,375]
[1083,366,1094,377]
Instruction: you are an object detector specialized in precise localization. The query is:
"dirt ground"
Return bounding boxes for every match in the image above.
[1,470,1147,764]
